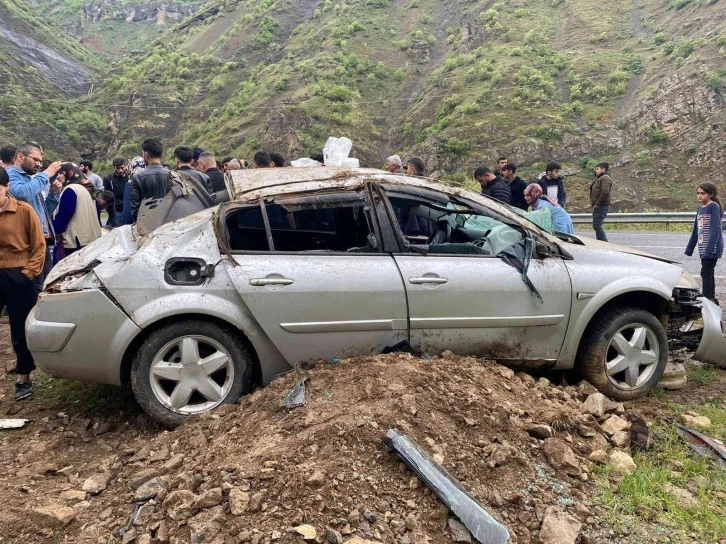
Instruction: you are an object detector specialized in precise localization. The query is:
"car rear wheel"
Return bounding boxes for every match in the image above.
[131,320,253,427]
[578,307,668,401]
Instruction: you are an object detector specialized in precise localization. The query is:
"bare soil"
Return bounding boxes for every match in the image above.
[0,318,720,544]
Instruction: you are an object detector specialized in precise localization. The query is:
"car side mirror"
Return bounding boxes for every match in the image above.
[534,240,552,257]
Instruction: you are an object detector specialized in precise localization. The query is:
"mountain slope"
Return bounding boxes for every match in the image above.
[3,0,724,210]
[0,0,103,159]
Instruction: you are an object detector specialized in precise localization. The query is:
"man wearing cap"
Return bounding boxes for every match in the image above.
[386,155,403,174]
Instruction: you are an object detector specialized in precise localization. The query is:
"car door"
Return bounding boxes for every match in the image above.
[379,186,572,365]
[220,189,408,364]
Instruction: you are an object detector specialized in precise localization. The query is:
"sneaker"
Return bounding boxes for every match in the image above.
[14,381,32,401]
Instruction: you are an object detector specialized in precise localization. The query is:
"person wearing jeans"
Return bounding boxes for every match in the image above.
[0,167,47,400]
[685,182,724,305]
[590,162,613,242]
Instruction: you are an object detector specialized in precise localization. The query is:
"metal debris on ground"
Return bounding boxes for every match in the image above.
[281,377,309,411]
[0,419,28,430]
[677,425,726,469]
[384,429,510,544]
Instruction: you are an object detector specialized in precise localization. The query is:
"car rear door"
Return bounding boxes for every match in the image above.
[378,186,572,365]
[220,188,408,364]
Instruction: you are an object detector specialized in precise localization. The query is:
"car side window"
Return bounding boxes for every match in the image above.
[384,189,524,257]
[224,193,378,253]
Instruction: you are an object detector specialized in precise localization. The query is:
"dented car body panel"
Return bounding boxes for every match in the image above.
[27,167,726,396]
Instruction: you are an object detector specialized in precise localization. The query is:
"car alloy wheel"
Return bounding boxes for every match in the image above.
[149,335,234,415]
[605,323,659,390]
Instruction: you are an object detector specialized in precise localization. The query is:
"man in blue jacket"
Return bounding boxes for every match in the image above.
[6,143,62,291]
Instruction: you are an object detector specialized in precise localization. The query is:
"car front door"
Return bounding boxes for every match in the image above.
[220,189,408,364]
[380,186,573,366]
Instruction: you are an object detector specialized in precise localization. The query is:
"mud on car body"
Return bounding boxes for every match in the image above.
[27,168,726,426]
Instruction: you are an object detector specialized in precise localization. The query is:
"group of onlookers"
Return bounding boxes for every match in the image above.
[0,139,722,403]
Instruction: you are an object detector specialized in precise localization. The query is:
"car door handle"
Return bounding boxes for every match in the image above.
[249,278,295,286]
[409,277,449,285]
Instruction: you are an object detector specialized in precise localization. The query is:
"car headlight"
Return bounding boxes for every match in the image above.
[676,271,700,290]
[46,271,101,293]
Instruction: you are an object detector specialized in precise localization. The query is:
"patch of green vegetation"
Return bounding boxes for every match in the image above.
[33,372,137,417]
[593,397,726,541]
[686,365,719,385]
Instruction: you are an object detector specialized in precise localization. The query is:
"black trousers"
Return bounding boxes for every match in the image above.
[0,268,38,375]
[34,245,52,294]
[701,258,718,303]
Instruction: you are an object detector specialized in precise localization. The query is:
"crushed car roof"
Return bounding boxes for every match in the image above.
[226,167,535,230]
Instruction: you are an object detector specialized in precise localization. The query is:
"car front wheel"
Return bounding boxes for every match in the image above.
[131,320,253,426]
[578,307,668,401]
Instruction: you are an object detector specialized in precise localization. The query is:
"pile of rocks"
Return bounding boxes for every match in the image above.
[15,352,708,544]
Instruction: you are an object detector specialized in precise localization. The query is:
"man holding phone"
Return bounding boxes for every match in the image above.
[6,143,62,291]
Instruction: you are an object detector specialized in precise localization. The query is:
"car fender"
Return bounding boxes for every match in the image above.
[127,291,291,385]
[556,275,674,368]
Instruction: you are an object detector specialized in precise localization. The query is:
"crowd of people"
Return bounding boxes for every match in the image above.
[0,138,722,401]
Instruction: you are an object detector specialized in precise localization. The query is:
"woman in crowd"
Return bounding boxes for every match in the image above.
[685,182,723,305]
[52,163,102,260]
[523,183,574,234]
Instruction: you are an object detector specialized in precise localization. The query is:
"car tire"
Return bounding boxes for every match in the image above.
[577,307,668,401]
[131,320,253,427]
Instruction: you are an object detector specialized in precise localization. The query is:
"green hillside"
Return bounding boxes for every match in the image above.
[3,0,725,210]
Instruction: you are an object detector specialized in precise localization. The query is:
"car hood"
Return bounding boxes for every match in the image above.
[562,234,679,265]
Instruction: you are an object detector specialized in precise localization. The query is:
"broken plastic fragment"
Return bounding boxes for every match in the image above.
[677,425,726,469]
[384,429,510,544]
[0,419,28,430]
[282,377,309,410]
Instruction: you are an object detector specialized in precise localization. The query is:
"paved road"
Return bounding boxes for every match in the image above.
[575,230,726,301]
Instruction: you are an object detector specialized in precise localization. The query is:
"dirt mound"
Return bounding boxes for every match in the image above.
[8,353,613,543]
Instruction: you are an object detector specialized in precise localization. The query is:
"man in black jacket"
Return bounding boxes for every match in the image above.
[198,152,226,193]
[174,146,213,194]
[538,161,567,207]
[129,139,170,222]
[103,158,128,215]
[474,166,511,204]
[501,163,528,211]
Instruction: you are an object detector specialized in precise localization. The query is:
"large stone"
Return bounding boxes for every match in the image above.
[580,393,617,417]
[588,450,609,464]
[539,507,581,544]
[133,504,155,526]
[228,488,250,516]
[191,488,223,509]
[526,424,554,439]
[447,518,472,543]
[82,472,110,494]
[664,483,698,509]
[134,477,168,502]
[164,490,196,521]
[130,468,161,490]
[659,362,687,390]
[542,438,582,476]
[343,538,378,544]
[31,505,78,528]
[294,525,317,540]
[161,453,185,474]
[611,430,630,448]
[608,450,637,475]
[681,411,711,429]
[59,490,87,504]
[601,415,629,436]
[630,416,654,451]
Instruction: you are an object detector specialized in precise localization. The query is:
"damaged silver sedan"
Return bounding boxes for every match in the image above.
[26,168,726,425]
